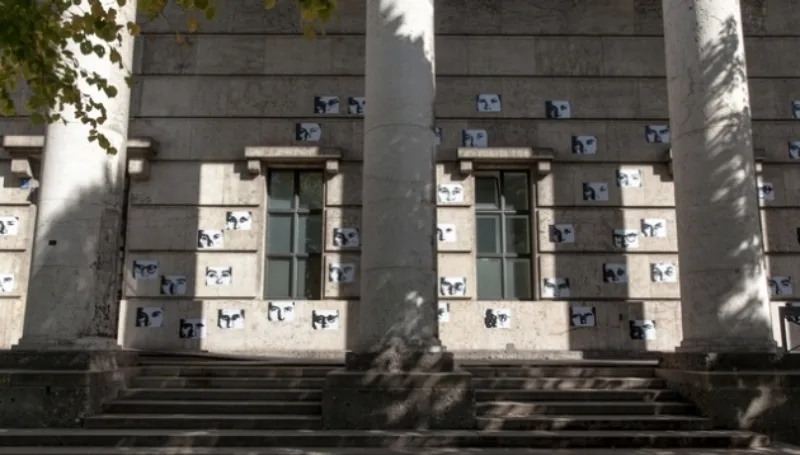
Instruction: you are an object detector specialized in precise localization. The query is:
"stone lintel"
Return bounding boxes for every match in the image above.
[457,147,555,177]
[1,135,159,181]
[244,146,343,176]
[665,147,767,177]
[322,369,476,430]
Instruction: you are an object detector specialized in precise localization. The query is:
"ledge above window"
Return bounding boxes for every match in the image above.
[1,135,158,181]
[244,146,343,176]
[457,147,556,177]
[664,147,766,177]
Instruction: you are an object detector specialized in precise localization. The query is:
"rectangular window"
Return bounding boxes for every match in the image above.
[265,170,324,299]
[475,171,532,300]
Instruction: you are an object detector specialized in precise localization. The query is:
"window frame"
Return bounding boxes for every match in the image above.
[474,170,534,301]
[264,170,325,300]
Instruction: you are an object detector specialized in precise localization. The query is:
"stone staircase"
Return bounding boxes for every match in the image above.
[0,355,771,453]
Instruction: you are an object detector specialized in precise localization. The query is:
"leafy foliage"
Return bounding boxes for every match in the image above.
[0,0,336,154]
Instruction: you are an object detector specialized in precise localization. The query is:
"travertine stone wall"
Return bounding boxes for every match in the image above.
[3,0,800,353]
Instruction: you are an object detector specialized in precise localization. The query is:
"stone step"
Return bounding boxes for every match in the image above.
[476,401,696,417]
[464,367,656,378]
[472,377,667,390]
[459,359,660,367]
[0,448,791,455]
[139,366,335,378]
[477,415,713,431]
[0,429,769,449]
[130,377,325,389]
[475,388,679,402]
[84,414,322,430]
[104,400,321,415]
[122,388,322,401]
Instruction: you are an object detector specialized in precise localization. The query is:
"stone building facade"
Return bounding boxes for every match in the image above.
[0,0,799,356]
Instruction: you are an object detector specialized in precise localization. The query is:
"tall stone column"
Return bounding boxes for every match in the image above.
[662,0,776,352]
[323,0,474,430]
[15,0,138,350]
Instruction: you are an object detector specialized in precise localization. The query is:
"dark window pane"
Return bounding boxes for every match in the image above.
[298,173,324,209]
[296,256,321,299]
[267,214,292,253]
[268,172,295,209]
[475,176,500,209]
[503,172,529,210]
[505,215,530,254]
[476,215,501,254]
[267,214,293,253]
[265,258,292,298]
[477,258,503,300]
[505,259,532,299]
[297,214,322,254]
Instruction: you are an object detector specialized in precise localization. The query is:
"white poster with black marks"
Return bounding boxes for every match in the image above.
[645,125,670,143]
[328,263,356,284]
[438,302,450,323]
[768,276,793,297]
[629,320,656,340]
[549,224,575,244]
[132,260,159,280]
[135,307,164,328]
[792,100,800,119]
[312,309,339,330]
[437,184,464,204]
[541,278,570,298]
[603,264,628,283]
[440,277,466,297]
[484,309,511,329]
[434,126,442,146]
[0,216,19,236]
[218,309,245,329]
[295,123,322,142]
[225,211,252,231]
[206,267,232,286]
[641,219,667,238]
[198,230,223,249]
[437,224,456,243]
[570,305,596,328]
[332,228,360,248]
[476,93,502,112]
[616,169,643,188]
[545,100,571,119]
[789,141,800,160]
[572,136,597,155]
[651,263,677,283]
[0,274,14,293]
[314,95,340,114]
[160,275,188,296]
[582,182,608,202]
[268,301,295,322]
[757,181,775,201]
[179,318,206,339]
[462,129,488,148]
[348,96,366,115]
[612,229,639,249]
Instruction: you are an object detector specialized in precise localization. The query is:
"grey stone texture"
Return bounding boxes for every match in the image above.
[1,0,800,356]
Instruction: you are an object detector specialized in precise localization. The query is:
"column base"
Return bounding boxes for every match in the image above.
[12,336,120,351]
[677,337,778,354]
[345,348,454,372]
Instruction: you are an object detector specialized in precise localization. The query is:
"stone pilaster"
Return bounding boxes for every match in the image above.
[322,0,474,430]
[14,0,138,350]
[662,0,776,352]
